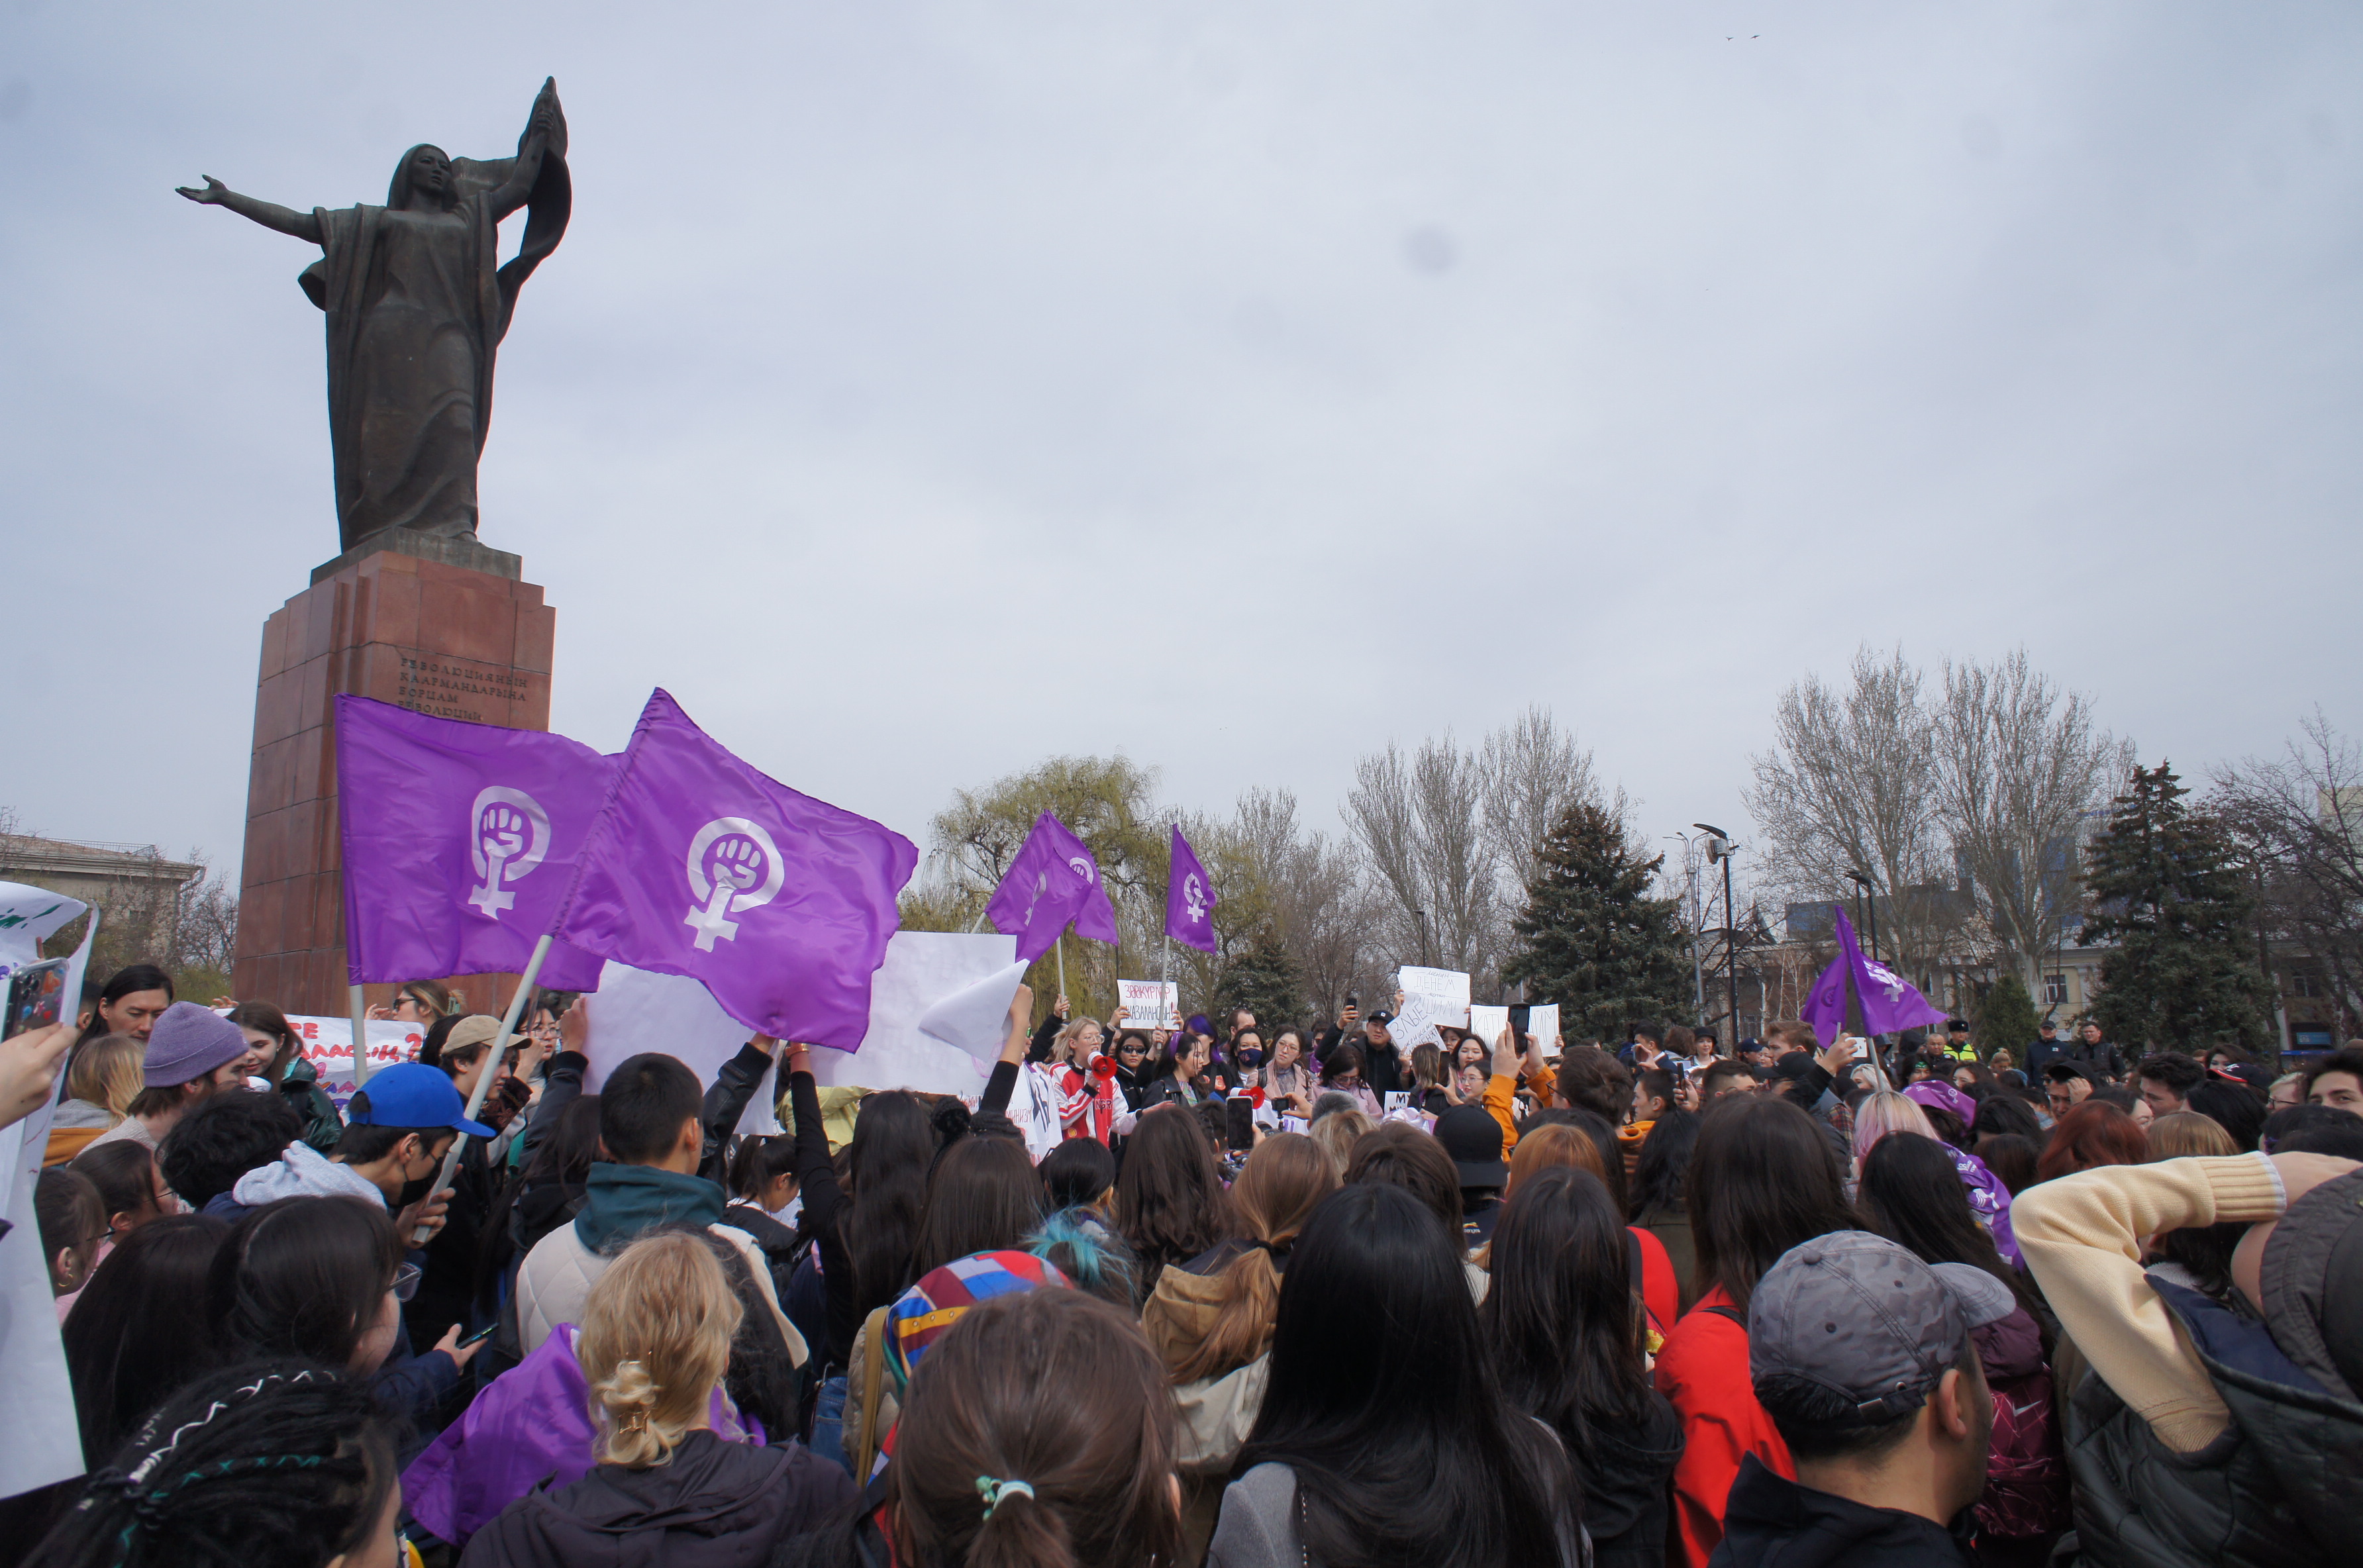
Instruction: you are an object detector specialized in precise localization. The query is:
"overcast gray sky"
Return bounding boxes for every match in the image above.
[5,2,2358,900]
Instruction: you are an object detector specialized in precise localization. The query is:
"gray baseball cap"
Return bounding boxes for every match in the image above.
[1748,1232,2010,1430]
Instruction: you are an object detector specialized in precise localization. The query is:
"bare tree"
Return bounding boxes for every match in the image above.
[1481,705,1600,885]
[1345,736,1497,977]
[1743,646,1964,981]
[2211,710,2363,1034]
[1934,651,2128,991]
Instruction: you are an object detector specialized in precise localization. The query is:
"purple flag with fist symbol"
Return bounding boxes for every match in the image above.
[551,690,919,1046]
[1165,826,1219,954]
[334,695,613,990]
[1800,908,1947,1042]
[985,811,1119,963]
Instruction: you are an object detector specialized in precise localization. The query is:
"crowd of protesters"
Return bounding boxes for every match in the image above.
[4,959,2362,1568]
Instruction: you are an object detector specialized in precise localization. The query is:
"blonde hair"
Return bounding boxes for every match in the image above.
[1307,1104,1373,1177]
[2146,1110,2238,1160]
[1052,1016,1105,1066]
[67,1035,145,1122]
[1851,1091,1936,1165]
[578,1233,742,1469]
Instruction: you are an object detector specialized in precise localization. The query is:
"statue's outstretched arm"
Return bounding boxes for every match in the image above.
[177,176,323,244]
[488,78,566,220]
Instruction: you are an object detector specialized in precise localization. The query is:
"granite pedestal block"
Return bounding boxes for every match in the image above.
[232,545,558,1018]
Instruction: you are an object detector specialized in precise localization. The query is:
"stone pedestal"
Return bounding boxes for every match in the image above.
[232,547,557,1018]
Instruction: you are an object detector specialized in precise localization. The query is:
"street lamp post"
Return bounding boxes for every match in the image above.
[1695,824,1740,1045]
[1668,832,1707,1024]
[1846,869,1880,964]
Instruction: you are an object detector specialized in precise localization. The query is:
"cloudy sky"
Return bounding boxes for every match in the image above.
[5,2,2358,901]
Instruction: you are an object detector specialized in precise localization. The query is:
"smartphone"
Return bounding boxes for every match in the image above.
[4,958,70,1040]
[456,1320,500,1350]
[1225,1095,1256,1152]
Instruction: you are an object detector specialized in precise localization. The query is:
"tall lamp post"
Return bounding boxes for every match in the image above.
[1695,824,1740,1045]
[1846,869,1880,963]
[1668,832,1707,1025]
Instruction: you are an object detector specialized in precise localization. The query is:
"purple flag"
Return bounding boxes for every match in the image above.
[551,690,918,1047]
[984,812,1119,963]
[334,695,611,990]
[1166,826,1218,954]
[1800,908,1947,1042]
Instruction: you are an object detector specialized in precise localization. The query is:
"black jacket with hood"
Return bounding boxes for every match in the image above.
[457,1429,851,1568]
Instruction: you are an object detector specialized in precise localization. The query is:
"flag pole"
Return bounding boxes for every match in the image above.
[409,932,551,1246]
[1055,934,1068,1010]
[348,984,373,1088]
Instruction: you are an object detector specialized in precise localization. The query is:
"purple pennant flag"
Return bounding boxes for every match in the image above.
[983,812,1119,963]
[1800,908,1947,1042]
[550,690,918,1048]
[1166,826,1218,954]
[335,695,612,991]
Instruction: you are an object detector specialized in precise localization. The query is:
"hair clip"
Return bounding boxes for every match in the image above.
[975,1475,1035,1520]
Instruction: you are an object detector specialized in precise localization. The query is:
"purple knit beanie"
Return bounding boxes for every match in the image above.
[142,1001,250,1086]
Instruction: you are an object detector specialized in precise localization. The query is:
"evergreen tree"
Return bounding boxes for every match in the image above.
[2083,762,2275,1054]
[1504,801,1694,1041]
[1972,973,2040,1061]
[1215,930,1309,1036]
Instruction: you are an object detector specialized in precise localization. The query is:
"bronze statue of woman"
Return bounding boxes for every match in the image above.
[179,79,571,554]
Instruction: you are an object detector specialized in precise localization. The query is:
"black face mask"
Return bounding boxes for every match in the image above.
[395,1172,436,1210]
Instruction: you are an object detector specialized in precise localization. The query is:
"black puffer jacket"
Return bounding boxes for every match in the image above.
[457,1429,852,1568]
[2065,1271,2363,1568]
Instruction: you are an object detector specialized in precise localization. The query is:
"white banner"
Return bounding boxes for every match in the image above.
[579,965,782,1137]
[1116,979,1179,1030]
[1397,965,1471,1028]
[1468,1004,1510,1051]
[281,1016,428,1107]
[1526,1003,1561,1049]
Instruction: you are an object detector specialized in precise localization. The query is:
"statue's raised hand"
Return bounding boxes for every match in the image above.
[176,175,229,205]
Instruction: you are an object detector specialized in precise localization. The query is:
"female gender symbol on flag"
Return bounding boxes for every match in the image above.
[985,812,1119,962]
[553,690,917,1046]
[683,818,785,950]
[1165,826,1218,954]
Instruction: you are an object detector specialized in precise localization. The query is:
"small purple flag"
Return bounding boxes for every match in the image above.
[550,690,918,1047]
[1800,908,1947,1042]
[984,812,1119,963]
[335,695,612,991]
[1166,826,1218,954]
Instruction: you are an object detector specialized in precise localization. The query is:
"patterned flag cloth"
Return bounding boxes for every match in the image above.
[334,694,612,990]
[983,811,1119,963]
[1165,826,1219,954]
[551,690,917,1048]
[1799,908,1947,1042]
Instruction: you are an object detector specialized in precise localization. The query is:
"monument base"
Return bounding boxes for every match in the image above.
[233,546,557,1018]
[311,526,523,585]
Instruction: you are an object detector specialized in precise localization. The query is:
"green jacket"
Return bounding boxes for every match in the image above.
[277,1057,345,1152]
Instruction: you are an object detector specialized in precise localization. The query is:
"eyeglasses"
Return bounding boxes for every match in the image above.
[393,1262,422,1302]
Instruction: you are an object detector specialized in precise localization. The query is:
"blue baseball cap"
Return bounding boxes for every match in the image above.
[347,1061,497,1139]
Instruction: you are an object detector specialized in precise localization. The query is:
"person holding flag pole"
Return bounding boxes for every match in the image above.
[1165,824,1218,1044]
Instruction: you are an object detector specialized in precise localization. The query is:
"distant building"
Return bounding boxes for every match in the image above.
[0,834,202,952]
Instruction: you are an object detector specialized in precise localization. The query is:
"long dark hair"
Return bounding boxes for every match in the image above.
[75,964,176,1049]
[1485,1166,1657,1477]
[912,1138,1044,1279]
[62,1214,230,1461]
[1689,1095,1854,1313]
[207,1198,399,1371]
[1239,1184,1569,1567]
[842,1091,936,1312]
[1970,1091,2043,1143]
[477,1093,601,1295]
[1629,1105,1699,1220]
[1855,1132,2047,1348]
[1114,1104,1232,1273]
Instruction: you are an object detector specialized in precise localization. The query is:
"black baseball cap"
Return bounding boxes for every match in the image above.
[1432,1104,1508,1188]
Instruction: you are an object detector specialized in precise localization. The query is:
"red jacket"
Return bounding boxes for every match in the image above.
[1628,1224,1678,1334]
[1653,1288,1793,1568]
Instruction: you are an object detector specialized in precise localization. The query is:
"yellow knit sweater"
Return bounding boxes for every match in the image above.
[2012,1153,2286,1454]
